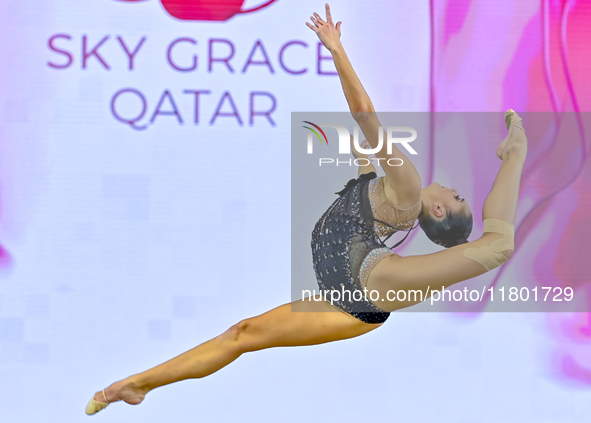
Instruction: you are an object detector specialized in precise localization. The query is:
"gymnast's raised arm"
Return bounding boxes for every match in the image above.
[306,3,421,208]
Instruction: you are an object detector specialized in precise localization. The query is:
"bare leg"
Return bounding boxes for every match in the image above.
[367,110,528,311]
[89,298,381,410]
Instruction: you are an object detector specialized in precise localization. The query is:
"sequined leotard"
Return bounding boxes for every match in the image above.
[311,172,422,324]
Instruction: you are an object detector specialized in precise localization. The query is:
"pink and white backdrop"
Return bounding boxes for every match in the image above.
[0,0,590,422]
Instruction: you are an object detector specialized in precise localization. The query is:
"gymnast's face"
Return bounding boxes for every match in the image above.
[425,182,471,220]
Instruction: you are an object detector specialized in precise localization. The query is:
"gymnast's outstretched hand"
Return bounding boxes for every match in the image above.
[306,3,342,52]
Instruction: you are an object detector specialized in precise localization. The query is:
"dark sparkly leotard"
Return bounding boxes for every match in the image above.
[311,172,422,324]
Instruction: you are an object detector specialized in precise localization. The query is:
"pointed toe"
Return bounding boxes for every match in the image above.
[85,397,109,415]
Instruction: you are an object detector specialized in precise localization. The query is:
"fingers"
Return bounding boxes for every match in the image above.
[313,12,325,25]
[336,21,342,33]
[310,16,322,29]
[307,6,338,32]
[305,21,318,32]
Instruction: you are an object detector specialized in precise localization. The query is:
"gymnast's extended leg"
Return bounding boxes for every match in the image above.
[87,297,380,413]
[367,111,528,311]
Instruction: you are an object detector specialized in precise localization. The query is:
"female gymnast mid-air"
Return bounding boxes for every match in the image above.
[86,3,527,415]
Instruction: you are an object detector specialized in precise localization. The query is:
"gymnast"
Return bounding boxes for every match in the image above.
[86,3,527,414]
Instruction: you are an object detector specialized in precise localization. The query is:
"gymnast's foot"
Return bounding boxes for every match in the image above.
[496,109,528,161]
[86,377,146,415]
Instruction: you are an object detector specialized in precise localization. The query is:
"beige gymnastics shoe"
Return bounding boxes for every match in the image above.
[85,389,110,415]
[504,109,523,130]
[497,109,527,160]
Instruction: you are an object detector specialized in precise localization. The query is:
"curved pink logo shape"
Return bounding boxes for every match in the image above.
[0,244,9,267]
[116,0,278,21]
[0,208,9,267]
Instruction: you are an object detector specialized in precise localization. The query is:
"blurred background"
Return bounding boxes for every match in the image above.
[0,0,590,422]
